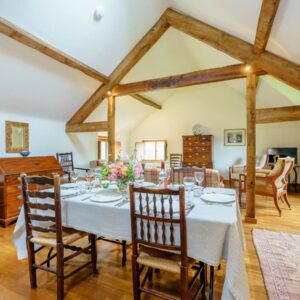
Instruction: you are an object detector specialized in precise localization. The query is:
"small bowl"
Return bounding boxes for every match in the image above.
[20,151,30,157]
[102,181,110,189]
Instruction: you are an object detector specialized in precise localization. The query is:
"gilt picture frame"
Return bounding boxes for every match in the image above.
[5,121,29,153]
[224,129,246,146]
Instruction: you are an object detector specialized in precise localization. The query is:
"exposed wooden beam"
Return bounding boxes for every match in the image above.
[67,16,169,125]
[164,8,300,90]
[113,64,266,95]
[245,73,257,224]
[107,96,116,162]
[254,0,280,54]
[256,105,300,124]
[130,94,162,109]
[0,17,108,83]
[65,122,109,133]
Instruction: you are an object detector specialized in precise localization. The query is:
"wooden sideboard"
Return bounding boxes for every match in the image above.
[0,156,62,227]
[182,135,213,168]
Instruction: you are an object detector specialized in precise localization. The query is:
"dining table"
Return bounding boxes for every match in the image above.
[13,183,250,300]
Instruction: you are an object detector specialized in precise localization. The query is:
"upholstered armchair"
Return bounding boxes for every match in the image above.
[229,165,246,188]
[143,167,224,187]
[239,157,294,216]
[229,154,269,188]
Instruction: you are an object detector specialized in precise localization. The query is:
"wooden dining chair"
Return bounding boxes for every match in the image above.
[20,173,98,300]
[170,153,183,168]
[129,184,207,300]
[56,152,89,181]
[172,167,207,187]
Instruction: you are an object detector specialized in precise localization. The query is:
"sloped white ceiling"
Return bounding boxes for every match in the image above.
[0,0,299,134]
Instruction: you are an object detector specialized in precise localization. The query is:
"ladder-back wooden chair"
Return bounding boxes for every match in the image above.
[172,167,207,187]
[20,173,97,300]
[129,184,206,300]
[170,153,183,168]
[56,152,89,182]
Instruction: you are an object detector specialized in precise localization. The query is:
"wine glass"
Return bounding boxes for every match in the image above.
[86,170,95,190]
[70,171,78,183]
[135,175,145,187]
[194,171,205,197]
[183,176,195,205]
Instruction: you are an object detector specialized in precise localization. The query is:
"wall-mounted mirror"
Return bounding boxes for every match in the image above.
[5,121,29,153]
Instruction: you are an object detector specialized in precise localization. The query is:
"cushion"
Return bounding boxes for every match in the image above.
[137,246,194,274]
[30,229,87,247]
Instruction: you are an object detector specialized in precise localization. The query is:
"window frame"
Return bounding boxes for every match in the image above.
[135,140,167,162]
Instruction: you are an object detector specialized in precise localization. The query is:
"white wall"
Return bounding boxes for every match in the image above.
[0,112,98,168]
[129,83,300,178]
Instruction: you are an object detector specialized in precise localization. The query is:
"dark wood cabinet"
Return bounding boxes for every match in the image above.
[182,135,213,168]
[0,156,62,227]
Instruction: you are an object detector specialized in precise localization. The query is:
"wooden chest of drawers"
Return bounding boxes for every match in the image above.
[182,135,213,168]
[0,156,62,227]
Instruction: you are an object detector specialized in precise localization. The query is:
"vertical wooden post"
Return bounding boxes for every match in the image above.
[245,73,257,224]
[107,95,115,163]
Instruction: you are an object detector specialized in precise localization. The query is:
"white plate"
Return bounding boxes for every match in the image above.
[201,193,235,204]
[61,189,79,198]
[90,190,122,203]
[61,183,78,189]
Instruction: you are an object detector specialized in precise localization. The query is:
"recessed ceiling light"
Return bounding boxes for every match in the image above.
[94,7,104,21]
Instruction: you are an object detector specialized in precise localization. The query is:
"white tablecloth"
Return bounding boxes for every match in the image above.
[13,187,249,300]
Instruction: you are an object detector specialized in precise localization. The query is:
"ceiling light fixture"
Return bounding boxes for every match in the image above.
[245,64,252,72]
[107,91,112,96]
[94,7,104,21]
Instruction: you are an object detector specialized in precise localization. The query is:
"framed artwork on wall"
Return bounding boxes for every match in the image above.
[224,129,246,146]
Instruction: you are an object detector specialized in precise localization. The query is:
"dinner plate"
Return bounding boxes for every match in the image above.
[61,189,79,198]
[90,190,122,203]
[201,193,235,203]
[61,183,78,189]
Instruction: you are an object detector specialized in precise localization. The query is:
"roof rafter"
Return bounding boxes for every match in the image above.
[0,16,109,83]
[164,8,300,91]
[130,94,161,109]
[67,15,169,125]
[113,64,266,96]
[254,0,280,54]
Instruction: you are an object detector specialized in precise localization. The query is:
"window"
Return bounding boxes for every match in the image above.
[98,136,121,161]
[135,140,167,161]
[98,137,108,161]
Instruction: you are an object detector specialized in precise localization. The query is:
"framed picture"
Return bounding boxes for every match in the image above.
[224,129,246,146]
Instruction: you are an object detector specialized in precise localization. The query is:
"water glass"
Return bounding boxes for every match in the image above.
[70,171,78,183]
[135,175,144,187]
[183,176,195,205]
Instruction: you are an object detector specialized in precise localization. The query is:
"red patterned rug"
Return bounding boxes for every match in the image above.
[252,229,300,300]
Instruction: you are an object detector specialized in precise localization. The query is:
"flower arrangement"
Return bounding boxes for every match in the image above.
[101,155,143,193]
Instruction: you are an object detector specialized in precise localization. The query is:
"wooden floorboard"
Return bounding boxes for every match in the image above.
[0,193,299,299]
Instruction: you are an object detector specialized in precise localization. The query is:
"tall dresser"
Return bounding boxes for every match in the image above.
[0,156,62,227]
[182,135,213,168]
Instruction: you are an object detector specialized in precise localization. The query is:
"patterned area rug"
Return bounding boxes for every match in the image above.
[252,229,300,300]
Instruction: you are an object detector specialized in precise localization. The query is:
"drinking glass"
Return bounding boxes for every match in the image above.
[70,171,78,183]
[135,175,145,187]
[194,171,205,197]
[86,170,95,190]
[183,176,195,205]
